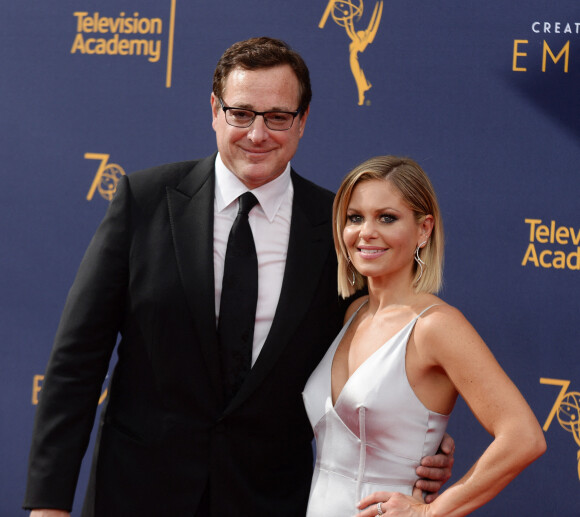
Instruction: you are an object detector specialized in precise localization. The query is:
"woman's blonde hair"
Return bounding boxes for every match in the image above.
[333,155,444,298]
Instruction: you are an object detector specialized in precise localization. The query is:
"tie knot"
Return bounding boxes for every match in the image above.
[238,192,259,216]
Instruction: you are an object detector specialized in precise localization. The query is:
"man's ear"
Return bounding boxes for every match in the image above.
[210,93,220,129]
[297,105,310,138]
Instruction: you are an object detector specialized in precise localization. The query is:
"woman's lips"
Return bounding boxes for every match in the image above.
[357,247,387,259]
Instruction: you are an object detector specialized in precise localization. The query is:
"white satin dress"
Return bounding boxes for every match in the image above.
[302,305,449,516]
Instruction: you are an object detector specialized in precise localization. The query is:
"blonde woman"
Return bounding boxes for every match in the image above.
[302,156,545,516]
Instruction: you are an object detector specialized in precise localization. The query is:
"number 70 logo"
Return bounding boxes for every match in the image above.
[541,378,580,481]
[84,153,126,201]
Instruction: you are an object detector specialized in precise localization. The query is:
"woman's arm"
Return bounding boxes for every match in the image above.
[417,306,546,516]
[357,305,546,517]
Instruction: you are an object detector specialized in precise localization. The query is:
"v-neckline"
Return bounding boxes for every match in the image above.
[330,313,418,408]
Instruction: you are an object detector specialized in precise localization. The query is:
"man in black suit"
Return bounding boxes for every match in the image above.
[24,37,453,516]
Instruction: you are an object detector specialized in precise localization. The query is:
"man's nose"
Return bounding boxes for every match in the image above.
[247,115,269,142]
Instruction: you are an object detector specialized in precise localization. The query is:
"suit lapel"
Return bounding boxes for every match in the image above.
[166,154,224,401]
[227,171,333,410]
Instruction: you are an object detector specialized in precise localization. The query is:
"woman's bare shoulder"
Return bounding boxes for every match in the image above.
[415,297,475,341]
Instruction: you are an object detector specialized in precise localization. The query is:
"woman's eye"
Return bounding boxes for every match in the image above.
[380,214,397,223]
[347,214,363,224]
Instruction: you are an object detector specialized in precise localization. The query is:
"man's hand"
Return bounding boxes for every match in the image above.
[414,432,455,503]
[30,510,70,517]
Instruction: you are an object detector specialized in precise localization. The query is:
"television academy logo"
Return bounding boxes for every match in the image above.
[70,1,177,87]
[522,218,580,271]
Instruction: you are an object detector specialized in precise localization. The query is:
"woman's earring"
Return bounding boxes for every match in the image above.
[414,241,427,284]
[347,257,356,286]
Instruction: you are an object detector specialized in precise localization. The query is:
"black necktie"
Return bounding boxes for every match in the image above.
[218,192,259,402]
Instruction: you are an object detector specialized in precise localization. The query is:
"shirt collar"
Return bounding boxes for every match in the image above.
[214,152,292,222]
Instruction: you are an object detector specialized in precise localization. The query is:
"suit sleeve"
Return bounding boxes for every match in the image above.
[23,175,132,511]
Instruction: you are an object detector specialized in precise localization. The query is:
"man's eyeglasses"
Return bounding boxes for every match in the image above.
[218,98,301,131]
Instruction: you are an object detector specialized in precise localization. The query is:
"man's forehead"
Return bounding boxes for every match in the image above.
[222,66,300,108]
[224,65,297,86]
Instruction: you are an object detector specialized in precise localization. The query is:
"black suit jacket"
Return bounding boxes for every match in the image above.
[24,155,344,516]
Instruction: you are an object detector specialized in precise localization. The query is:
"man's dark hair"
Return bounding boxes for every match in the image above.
[213,37,312,115]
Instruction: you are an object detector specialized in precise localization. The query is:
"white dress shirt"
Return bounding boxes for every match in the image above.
[213,153,293,365]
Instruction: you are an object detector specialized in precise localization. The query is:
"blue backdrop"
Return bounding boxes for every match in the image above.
[2,1,579,515]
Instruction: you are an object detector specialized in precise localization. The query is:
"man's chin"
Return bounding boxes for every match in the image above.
[239,167,285,189]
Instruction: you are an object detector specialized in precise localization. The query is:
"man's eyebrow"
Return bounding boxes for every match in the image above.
[227,101,294,112]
